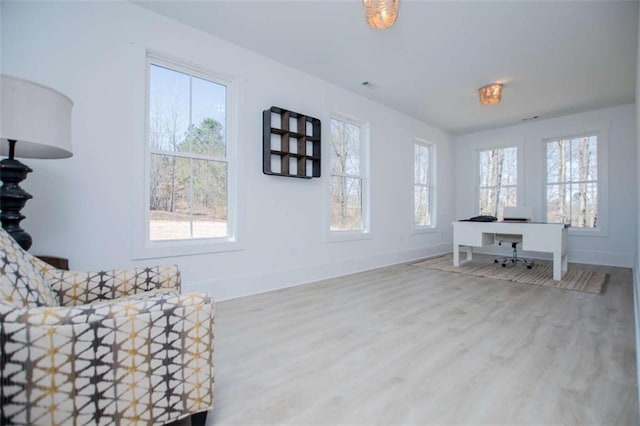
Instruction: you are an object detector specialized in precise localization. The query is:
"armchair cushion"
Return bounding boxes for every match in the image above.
[1,291,215,425]
[0,228,56,308]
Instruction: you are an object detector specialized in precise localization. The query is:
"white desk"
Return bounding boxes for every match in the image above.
[452,221,569,281]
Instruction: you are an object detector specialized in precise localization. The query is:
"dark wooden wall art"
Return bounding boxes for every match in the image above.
[263,106,321,178]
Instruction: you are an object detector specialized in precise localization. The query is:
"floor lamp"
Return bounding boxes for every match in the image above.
[0,75,73,250]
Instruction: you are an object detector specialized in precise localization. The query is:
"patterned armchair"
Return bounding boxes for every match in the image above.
[0,228,215,426]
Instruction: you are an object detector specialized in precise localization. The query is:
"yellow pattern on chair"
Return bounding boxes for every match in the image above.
[0,228,215,426]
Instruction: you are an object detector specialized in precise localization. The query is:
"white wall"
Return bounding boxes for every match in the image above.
[634,5,640,418]
[0,1,454,300]
[454,104,637,267]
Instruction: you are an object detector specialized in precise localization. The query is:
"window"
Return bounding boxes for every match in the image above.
[147,59,231,242]
[546,135,598,228]
[477,147,517,219]
[414,141,435,228]
[329,116,368,233]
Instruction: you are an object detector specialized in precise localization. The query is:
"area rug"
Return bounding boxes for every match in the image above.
[412,253,607,294]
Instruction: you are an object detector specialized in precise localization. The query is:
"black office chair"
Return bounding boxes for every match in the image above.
[493,207,534,269]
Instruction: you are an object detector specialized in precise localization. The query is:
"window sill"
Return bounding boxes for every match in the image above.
[132,238,244,260]
[325,230,372,243]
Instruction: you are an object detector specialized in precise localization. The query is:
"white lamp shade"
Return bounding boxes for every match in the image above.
[0,75,73,159]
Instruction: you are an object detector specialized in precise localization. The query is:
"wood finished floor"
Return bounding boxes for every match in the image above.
[207,262,637,425]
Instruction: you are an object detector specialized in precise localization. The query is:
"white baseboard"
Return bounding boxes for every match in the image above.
[182,243,451,301]
[183,243,634,301]
[633,257,640,423]
[567,249,634,267]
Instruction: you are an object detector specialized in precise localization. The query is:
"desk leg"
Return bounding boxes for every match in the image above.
[453,245,472,267]
[553,251,562,281]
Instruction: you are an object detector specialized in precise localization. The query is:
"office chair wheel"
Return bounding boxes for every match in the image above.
[494,259,498,263]
[527,265,533,269]
[501,263,506,267]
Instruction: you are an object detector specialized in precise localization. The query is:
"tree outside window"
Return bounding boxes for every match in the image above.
[330,118,366,231]
[414,142,434,228]
[148,63,229,241]
[477,147,517,219]
[546,136,598,227]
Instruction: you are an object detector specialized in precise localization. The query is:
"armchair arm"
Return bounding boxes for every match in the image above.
[0,288,186,325]
[34,260,181,306]
[1,292,214,426]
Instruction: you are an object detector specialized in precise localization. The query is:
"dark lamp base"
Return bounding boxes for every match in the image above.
[0,152,33,251]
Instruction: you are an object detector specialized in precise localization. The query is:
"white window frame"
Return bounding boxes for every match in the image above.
[325,113,371,242]
[475,145,519,219]
[133,52,242,259]
[543,130,608,237]
[413,138,437,233]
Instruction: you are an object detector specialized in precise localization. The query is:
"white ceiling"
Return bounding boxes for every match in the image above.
[133,0,638,135]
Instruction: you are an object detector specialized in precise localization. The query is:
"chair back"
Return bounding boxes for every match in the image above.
[0,228,57,308]
[503,206,533,221]
[496,206,533,244]
[495,233,523,244]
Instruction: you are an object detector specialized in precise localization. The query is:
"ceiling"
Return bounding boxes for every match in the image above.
[133,0,638,135]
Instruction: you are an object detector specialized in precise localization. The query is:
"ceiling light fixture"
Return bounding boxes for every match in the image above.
[478,83,503,105]
[363,0,400,30]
